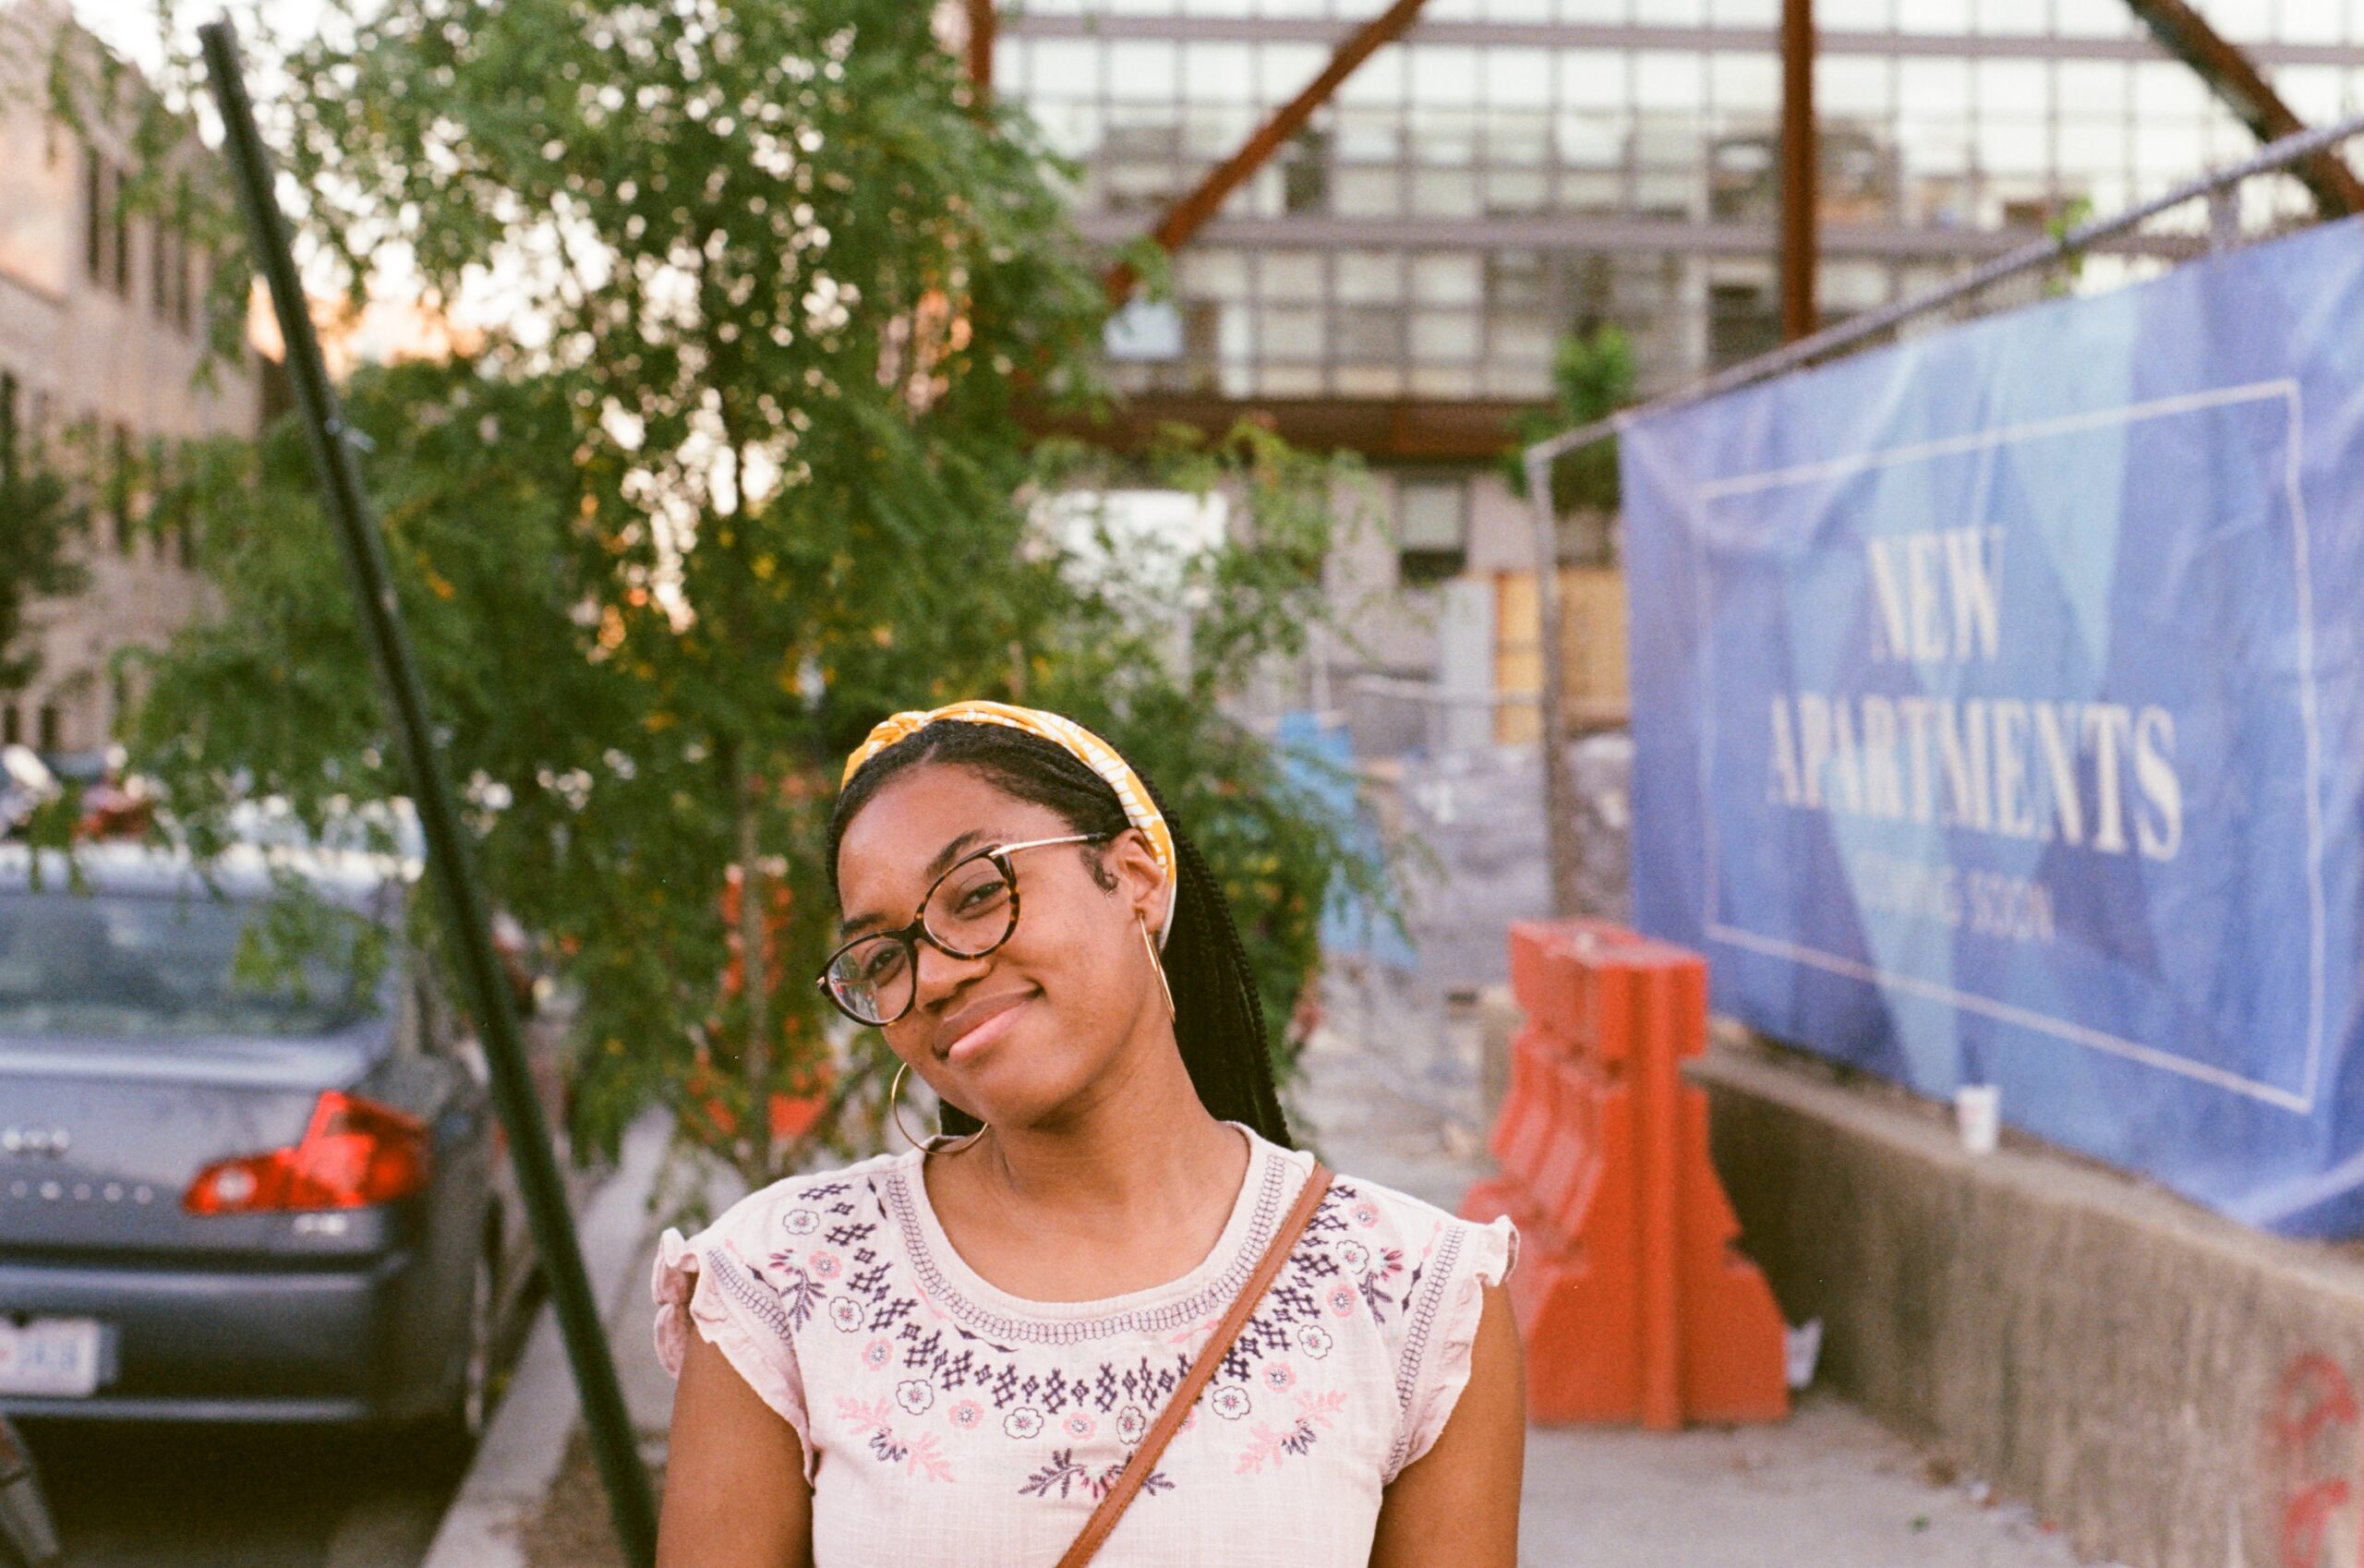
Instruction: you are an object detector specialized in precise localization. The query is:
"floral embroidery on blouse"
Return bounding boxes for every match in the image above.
[1019,1447,1173,1502]
[653,1124,1518,1526]
[838,1394,955,1481]
[1236,1388,1347,1474]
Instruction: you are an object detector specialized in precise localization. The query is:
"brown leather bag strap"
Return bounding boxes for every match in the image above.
[1053,1159,1333,1568]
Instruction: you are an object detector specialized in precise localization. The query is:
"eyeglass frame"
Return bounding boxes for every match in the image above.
[814,831,1118,1026]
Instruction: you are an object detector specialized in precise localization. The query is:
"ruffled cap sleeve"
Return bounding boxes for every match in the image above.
[1390,1212,1519,1482]
[651,1210,816,1482]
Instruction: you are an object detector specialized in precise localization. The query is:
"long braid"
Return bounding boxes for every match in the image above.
[1140,772,1291,1144]
[828,718,1294,1148]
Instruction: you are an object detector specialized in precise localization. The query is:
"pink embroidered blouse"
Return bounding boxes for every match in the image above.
[651,1122,1518,1565]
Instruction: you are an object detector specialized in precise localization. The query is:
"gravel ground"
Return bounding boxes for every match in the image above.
[521,1428,664,1568]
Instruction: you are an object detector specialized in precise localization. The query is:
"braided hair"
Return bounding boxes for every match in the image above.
[826,718,1293,1148]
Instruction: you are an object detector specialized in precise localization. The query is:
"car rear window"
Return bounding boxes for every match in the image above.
[0,891,385,1039]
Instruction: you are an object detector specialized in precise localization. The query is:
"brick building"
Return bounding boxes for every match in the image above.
[0,0,260,765]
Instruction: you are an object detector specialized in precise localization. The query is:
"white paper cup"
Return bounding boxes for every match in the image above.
[1955,1084,2000,1155]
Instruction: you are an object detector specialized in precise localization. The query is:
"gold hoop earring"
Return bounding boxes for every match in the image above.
[888,1059,984,1152]
[1138,912,1176,1022]
[887,1059,925,1150]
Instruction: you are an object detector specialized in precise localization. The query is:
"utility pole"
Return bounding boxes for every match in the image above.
[199,23,658,1568]
[1779,0,1817,343]
[1529,450,1580,920]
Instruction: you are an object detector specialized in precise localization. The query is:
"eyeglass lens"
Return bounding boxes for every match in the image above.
[824,855,1019,1025]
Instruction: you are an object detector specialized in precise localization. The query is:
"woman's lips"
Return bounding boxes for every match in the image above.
[943,994,1031,1065]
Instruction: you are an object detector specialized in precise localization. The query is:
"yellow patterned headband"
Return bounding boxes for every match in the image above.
[840,700,1178,948]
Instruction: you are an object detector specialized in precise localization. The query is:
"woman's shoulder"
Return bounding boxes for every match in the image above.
[1258,1135,1521,1318]
[1315,1161,1473,1236]
[1266,1145,1519,1482]
[649,1148,911,1395]
[685,1147,912,1251]
[650,1153,918,1476]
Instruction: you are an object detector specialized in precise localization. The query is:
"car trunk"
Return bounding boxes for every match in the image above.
[0,1034,372,1256]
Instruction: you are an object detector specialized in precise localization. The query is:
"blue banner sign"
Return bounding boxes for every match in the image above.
[1622,218,2364,1235]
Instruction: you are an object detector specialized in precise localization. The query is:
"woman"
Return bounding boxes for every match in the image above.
[654,701,1523,1566]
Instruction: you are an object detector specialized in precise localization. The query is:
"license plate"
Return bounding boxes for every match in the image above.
[0,1317,103,1398]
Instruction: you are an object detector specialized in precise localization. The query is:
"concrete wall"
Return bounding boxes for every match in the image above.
[1695,1033,2364,1568]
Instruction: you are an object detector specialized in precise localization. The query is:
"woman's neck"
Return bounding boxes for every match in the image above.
[932,1033,1248,1246]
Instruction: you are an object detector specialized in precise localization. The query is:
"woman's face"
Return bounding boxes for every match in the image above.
[833,762,1169,1130]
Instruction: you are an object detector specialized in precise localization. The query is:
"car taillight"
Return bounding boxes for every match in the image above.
[185,1091,431,1215]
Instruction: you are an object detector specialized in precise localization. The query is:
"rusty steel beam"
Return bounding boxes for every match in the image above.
[1779,0,1816,342]
[966,0,995,101]
[1104,0,1428,305]
[1022,394,1540,464]
[2124,0,2363,217]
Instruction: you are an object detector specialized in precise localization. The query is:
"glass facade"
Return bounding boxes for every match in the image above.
[1000,0,2364,398]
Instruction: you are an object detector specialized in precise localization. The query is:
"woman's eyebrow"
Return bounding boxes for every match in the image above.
[837,827,997,936]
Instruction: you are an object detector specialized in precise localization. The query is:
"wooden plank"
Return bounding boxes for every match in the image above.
[1492,566,1630,746]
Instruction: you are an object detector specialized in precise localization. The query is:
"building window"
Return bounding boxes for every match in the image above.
[0,370,17,483]
[1281,127,1330,214]
[174,227,197,332]
[1,706,18,747]
[112,187,131,298]
[154,442,195,570]
[151,215,175,319]
[37,704,60,754]
[1335,306,1403,368]
[1397,476,1468,586]
[111,424,135,555]
[1100,122,1184,214]
[82,148,132,298]
[83,146,105,283]
[1708,283,1779,368]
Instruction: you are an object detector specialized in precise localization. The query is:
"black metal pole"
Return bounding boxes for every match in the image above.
[196,22,659,1568]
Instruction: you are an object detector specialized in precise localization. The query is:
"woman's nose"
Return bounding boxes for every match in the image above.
[911,935,992,1007]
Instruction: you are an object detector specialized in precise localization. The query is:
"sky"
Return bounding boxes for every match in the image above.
[66,0,328,79]
[63,0,468,361]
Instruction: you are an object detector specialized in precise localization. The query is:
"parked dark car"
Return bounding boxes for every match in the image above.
[0,841,550,1451]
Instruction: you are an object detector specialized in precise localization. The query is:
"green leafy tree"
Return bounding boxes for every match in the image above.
[0,450,90,705]
[119,0,1394,1190]
[1504,323,1638,542]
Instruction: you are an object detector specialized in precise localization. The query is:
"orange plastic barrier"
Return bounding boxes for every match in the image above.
[1461,919,1788,1429]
